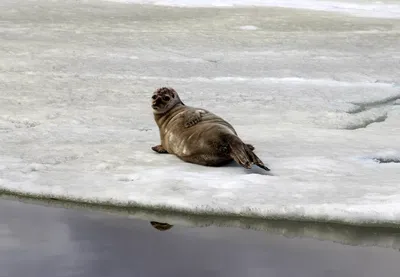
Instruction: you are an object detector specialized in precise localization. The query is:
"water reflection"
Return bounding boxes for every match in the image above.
[147,217,400,250]
[2,197,400,277]
[4,195,400,250]
[150,221,174,231]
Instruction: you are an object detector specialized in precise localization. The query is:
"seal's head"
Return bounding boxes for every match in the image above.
[151,87,183,114]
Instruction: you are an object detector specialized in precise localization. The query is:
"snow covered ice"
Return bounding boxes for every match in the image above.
[109,0,400,18]
[1,0,400,227]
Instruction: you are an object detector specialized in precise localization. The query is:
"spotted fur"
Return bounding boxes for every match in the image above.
[151,87,270,171]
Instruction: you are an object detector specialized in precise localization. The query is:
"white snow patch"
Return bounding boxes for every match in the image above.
[371,150,400,164]
[108,0,400,18]
[238,25,258,30]
[73,74,398,88]
[21,163,47,174]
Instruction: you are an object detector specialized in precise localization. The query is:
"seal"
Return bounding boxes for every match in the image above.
[151,87,270,171]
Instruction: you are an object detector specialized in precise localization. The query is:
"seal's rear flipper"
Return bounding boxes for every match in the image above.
[228,136,270,171]
[246,144,255,151]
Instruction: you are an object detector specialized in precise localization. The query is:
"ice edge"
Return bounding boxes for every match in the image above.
[2,188,400,229]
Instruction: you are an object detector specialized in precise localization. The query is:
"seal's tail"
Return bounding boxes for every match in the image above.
[228,135,270,171]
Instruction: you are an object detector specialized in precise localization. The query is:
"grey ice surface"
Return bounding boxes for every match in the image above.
[1,198,400,277]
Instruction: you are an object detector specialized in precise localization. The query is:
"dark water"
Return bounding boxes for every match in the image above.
[1,198,400,277]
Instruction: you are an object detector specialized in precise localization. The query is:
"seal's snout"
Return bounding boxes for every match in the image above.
[151,94,161,108]
[151,93,172,109]
[152,87,181,114]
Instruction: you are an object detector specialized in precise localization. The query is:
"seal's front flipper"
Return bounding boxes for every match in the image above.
[184,110,206,128]
[152,144,168,154]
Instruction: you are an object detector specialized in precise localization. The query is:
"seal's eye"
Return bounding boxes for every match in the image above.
[162,95,170,101]
[152,95,157,100]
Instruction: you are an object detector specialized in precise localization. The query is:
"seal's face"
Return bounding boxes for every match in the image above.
[151,87,181,114]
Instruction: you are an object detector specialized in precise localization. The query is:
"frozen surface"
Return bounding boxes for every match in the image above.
[108,0,400,18]
[1,0,400,227]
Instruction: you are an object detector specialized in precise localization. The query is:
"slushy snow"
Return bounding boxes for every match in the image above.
[0,0,400,227]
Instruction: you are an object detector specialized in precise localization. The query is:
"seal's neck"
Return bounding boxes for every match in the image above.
[153,103,185,127]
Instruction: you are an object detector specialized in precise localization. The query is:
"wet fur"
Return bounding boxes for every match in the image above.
[151,87,270,171]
